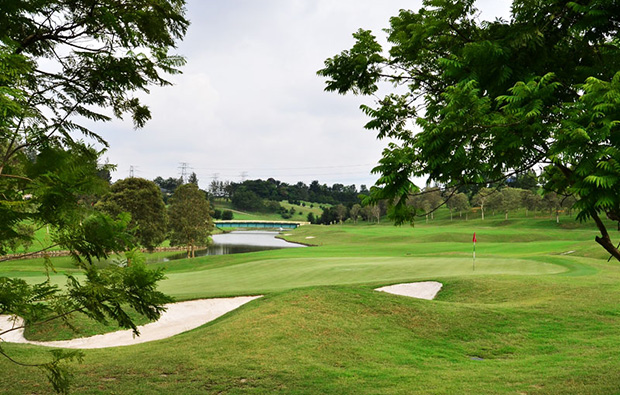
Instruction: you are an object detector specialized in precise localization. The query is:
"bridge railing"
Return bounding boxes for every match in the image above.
[213,220,309,229]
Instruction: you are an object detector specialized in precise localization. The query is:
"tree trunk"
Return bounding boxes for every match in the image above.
[592,211,620,262]
[450,210,453,221]
[505,211,508,221]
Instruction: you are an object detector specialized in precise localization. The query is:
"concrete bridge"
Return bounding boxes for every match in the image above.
[213,220,309,230]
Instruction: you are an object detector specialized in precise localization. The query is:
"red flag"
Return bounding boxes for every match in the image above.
[473,232,477,243]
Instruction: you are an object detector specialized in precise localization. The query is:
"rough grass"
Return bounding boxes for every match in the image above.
[24,309,152,342]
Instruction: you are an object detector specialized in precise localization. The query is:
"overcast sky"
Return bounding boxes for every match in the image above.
[100,0,512,190]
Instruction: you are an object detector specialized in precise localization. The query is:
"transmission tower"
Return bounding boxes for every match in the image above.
[179,162,189,183]
[240,171,248,182]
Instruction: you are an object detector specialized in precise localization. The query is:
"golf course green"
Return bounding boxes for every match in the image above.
[2,216,620,394]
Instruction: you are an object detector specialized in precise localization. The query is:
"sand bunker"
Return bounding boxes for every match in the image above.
[0,296,261,349]
[0,282,440,349]
[375,281,443,300]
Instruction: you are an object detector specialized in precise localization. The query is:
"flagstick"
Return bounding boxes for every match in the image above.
[473,241,476,271]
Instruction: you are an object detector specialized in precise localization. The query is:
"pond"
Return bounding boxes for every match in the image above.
[150,231,305,262]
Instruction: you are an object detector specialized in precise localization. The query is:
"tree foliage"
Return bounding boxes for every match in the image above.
[446,192,470,220]
[168,183,214,258]
[0,1,188,391]
[153,176,183,202]
[319,0,620,259]
[97,178,167,251]
[229,179,362,207]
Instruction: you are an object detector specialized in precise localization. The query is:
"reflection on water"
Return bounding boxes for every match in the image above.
[212,231,303,248]
[149,231,304,263]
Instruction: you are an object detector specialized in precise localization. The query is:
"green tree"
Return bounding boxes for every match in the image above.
[446,192,470,220]
[334,204,348,224]
[408,193,432,223]
[360,205,373,222]
[423,187,442,220]
[472,188,493,221]
[370,204,382,223]
[168,183,214,258]
[231,187,264,212]
[543,192,561,223]
[0,1,188,391]
[349,203,362,223]
[486,190,504,217]
[97,178,167,251]
[507,170,539,192]
[153,176,183,203]
[188,172,199,185]
[500,188,523,220]
[562,194,578,217]
[319,0,620,259]
[521,189,542,217]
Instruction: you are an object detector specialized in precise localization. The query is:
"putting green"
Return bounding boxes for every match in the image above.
[158,256,566,299]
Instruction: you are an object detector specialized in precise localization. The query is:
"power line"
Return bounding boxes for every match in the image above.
[129,165,140,178]
[191,163,376,171]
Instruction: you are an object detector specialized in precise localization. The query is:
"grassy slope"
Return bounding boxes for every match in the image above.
[212,199,323,222]
[2,217,620,393]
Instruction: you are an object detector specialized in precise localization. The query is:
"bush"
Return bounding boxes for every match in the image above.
[222,210,234,220]
[212,209,222,220]
[264,200,282,213]
[231,187,264,211]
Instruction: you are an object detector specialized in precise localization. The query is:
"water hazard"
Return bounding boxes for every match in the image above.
[153,231,305,262]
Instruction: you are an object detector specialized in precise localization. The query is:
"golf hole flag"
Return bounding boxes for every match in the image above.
[472,232,477,271]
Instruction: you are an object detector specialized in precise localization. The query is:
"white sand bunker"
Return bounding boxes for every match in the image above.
[0,295,261,349]
[375,281,443,300]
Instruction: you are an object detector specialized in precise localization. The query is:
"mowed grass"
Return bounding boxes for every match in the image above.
[2,218,620,393]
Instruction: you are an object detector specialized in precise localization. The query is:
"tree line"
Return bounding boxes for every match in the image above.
[153,175,370,219]
[316,183,579,226]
